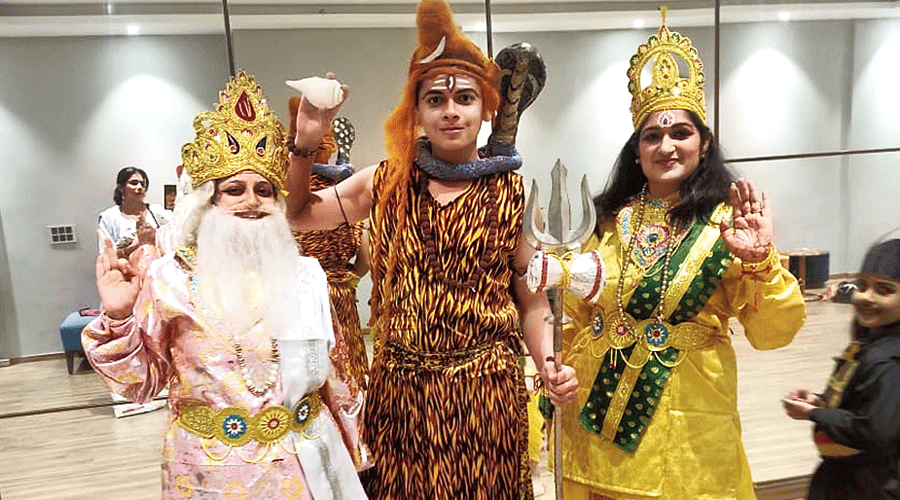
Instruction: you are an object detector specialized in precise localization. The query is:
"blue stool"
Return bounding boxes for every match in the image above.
[59,311,96,374]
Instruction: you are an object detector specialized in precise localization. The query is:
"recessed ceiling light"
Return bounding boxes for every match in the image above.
[778,11,791,22]
[126,24,140,35]
[633,19,646,29]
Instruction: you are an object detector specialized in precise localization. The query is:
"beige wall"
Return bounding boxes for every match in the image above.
[1,18,899,359]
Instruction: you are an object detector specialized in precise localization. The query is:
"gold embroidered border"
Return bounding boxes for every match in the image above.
[816,442,862,458]
[600,344,651,441]
[661,203,731,317]
[825,360,859,408]
[824,342,862,408]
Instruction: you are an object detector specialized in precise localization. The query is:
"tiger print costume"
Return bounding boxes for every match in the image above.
[293,173,369,389]
[362,163,533,500]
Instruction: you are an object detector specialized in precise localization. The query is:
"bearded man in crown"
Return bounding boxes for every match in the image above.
[83,70,368,500]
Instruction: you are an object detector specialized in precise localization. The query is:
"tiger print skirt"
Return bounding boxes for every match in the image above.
[361,339,534,500]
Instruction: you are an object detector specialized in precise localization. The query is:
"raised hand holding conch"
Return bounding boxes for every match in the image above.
[286,74,350,152]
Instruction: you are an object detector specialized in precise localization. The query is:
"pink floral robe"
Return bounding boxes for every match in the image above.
[83,252,368,500]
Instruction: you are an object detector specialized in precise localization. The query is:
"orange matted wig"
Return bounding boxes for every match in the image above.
[372,0,501,320]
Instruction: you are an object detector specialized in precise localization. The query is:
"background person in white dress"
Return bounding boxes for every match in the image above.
[97,165,172,258]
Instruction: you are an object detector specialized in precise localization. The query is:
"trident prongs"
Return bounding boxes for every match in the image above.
[524,159,595,254]
[548,160,571,245]
[524,159,595,500]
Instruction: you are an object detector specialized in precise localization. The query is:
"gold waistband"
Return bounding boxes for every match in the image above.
[594,306,717,352]
[176,392,323,447]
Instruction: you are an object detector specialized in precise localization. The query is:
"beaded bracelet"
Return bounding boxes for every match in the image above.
[285,136,316,158]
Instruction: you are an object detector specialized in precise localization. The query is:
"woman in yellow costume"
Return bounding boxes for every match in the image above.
[527,9,806,499]
[287,98,371,390]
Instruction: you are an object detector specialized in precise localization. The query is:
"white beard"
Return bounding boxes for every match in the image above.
[195,201,302,339]
[173,178,214,249]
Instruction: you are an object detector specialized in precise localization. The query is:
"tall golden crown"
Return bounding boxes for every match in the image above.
[627,7,706,130]
[181,69,288,194]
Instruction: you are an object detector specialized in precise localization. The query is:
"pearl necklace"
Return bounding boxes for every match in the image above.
[615,186,676,344]
[234,335,280,397]
[188,273,280,397]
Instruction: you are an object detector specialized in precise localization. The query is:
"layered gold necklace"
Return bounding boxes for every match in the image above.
[233,321,280,397]
[614,186,680,345]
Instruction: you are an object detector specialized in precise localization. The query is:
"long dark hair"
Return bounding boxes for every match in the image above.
[113,166,149,205]
[593,111,734,233]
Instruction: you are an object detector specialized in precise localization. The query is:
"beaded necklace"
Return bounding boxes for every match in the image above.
[614,186,677,345]
[417,171,500,290]
[234,332,280,398]
[188,273,280,397]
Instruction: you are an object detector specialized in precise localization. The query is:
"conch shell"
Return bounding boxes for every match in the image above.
[285,76,344,109]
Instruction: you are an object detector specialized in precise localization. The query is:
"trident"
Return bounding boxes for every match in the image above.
[523,159,595,499]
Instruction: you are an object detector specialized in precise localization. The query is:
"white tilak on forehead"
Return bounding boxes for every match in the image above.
[657,110,676,127]
[422,73,479,94]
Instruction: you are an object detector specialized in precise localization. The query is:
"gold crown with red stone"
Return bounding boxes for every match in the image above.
[627,7,706,130]
[181,70,288,194]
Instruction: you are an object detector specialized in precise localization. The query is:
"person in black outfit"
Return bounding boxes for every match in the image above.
[783,238,900,500]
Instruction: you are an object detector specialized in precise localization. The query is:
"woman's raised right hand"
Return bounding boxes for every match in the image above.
[97,239,140,320]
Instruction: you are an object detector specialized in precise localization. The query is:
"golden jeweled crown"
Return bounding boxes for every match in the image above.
[627,7,706,130]
[181,69,288,194]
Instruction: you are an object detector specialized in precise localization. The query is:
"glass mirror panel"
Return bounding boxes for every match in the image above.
[720,2,900,158]
[846,150,900,259]
[729,155,846,276]
[0,2,231,496]
[845,18,900,152]
[0,0,230,414]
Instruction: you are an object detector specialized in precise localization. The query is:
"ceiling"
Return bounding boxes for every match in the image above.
[1,0,898,37]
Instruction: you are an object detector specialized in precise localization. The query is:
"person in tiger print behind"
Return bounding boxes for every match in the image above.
[286,98,371,392]
[283,1,578,498]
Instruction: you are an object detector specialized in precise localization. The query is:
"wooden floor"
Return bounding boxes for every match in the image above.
[733,298,853,484]
[0,295,853,499]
